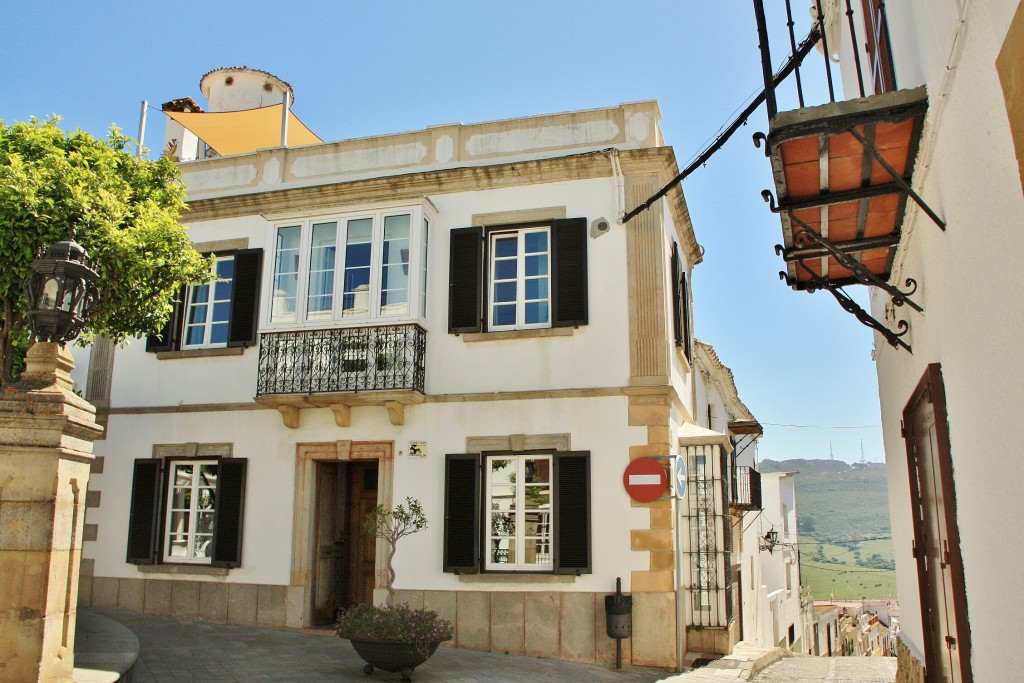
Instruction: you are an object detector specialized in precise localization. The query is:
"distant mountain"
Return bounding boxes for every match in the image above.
[764,458,896,600]
[759,458,859,475]
[761,458,892,540]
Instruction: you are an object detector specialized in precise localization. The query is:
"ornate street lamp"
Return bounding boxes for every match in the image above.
[760,529,780,554]
[23,228,100,344]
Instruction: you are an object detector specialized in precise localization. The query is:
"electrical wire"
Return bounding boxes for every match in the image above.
[801,560,894,573]
[798,536,892,545]
[760,421,881,429]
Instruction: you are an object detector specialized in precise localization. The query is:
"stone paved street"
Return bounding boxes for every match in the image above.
[94,609,667,683]
[752,655,897,682]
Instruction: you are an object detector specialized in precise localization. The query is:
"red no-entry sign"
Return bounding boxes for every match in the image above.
[622,457,668,502]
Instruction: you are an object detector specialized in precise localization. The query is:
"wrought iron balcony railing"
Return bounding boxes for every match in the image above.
[754,0,898,118]
[731,466,762,511]
[256,324,426,397]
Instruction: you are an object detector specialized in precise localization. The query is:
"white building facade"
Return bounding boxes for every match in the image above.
[74,68,766,668]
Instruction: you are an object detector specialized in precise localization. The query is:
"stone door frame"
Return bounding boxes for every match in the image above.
[287,440,393,627]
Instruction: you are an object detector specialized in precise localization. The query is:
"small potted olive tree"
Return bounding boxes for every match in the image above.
[336,497,452,681]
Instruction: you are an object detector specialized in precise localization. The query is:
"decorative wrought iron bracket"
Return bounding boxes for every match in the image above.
[752,131,770,157]
[781,260,912,352]
[787,215,923,312]
[846,126,946,231]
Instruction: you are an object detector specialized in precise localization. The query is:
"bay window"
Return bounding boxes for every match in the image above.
[269,206,429,327]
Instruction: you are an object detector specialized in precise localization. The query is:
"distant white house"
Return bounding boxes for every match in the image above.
[73,67,772,668]
[691,341,803,654]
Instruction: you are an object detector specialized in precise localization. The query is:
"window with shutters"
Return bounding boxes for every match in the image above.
[127,452,247,569]
[443,450,590,575]
[670,242,692,361]
[146,248,263,354]
[448,218,588,334]
[267,205,431,327]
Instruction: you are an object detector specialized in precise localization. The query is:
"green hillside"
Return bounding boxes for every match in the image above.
[760,459,897,600]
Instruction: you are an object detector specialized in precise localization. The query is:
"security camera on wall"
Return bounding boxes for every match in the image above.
[590,217,611,238]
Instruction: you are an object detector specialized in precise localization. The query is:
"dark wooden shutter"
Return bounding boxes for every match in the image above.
[681,271,692,361]
[126,459,164,564]
[551,218,588,327]
[443,453,480,573]
[145,287,185,352]
[553,451,591,574]
[211,458,247,568]
[227,249,263,348]
[671,243,684,346]
[448,227,483,333]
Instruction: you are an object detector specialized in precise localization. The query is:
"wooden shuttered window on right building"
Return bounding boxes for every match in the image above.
[671,242,692,361]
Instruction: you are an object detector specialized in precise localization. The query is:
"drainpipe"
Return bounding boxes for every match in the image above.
[137,100,148,158]
[280,90,291,147]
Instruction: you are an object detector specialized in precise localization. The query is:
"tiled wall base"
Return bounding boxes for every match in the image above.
[79,578,677,667]
[78,576,288,627]
[394,589,676,667]
[895,636,926,683]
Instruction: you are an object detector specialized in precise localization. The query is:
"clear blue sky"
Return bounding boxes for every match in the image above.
[1,1,884,463]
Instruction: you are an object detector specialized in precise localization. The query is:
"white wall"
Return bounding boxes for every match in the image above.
[851,1,1024,677]
[110,177,632,408]
[84,393,651,592]
[759,473,802,647]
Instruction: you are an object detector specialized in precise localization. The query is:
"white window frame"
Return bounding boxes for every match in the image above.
[182,256,234,349]
[162,459,218,565]
[266,203,431,329]
[484,453,554,572]
[487,225,551,332]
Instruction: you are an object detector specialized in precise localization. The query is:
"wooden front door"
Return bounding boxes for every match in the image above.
[903,364,972,683]
[311,460,379,625]
[345,461,379,608]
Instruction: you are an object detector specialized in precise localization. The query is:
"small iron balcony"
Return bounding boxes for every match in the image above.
[731,466,762,511]
[255,324,426,428]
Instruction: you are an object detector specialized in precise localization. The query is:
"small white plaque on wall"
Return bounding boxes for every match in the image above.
[407,441,427,459]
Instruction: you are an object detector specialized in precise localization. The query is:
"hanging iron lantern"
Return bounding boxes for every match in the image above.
[23,228,100,344]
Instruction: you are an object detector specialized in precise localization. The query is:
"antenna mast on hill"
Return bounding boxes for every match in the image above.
[860,440,866,465]
[829,442,834,461]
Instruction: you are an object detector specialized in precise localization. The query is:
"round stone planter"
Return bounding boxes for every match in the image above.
[341,636,450,681]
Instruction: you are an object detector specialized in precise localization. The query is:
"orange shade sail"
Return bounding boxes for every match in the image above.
[165,104,321,156]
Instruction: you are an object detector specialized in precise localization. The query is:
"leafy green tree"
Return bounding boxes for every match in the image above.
[0,117,210,385]
[364,497,428,606]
